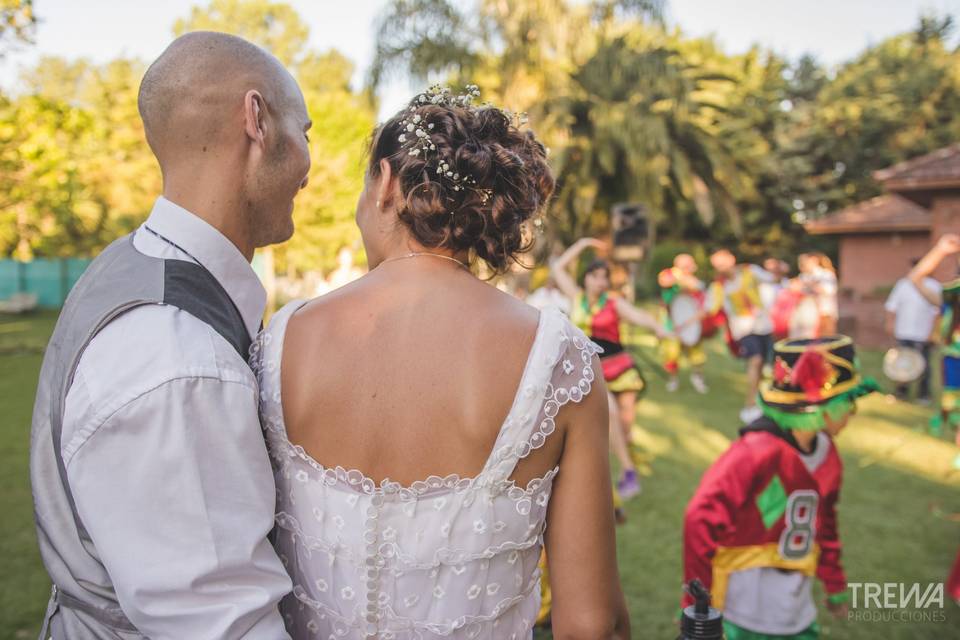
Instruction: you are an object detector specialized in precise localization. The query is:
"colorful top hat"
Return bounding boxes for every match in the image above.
[758,335,879,430]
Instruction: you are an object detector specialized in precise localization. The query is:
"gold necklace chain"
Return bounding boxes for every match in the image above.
[377,252,469,270]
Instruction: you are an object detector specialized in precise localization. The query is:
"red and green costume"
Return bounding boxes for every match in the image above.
[683,424,846,620]
[684,336,878,639]
[570,292,645,394]
[658,267,709,374]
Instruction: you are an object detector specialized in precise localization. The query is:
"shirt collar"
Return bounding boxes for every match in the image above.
[143,197,266,339]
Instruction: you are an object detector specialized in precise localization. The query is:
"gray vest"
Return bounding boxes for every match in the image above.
[30,233,252,639]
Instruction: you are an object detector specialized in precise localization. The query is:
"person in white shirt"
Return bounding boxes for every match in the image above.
[885,258,943,402]
[30,33,312,638]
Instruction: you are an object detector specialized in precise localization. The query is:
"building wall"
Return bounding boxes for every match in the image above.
[838,232,931,299]
[836,232,931,349]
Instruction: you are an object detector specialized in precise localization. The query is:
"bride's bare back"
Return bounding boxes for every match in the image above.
[281,259,563,488]
[270,86,629,638]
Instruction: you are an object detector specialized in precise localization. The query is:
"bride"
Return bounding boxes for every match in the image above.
[252,86,630,639]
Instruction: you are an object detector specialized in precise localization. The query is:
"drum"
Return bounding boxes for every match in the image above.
[883,347,926,384]
[789,295,820,339]
[670,293,702,347]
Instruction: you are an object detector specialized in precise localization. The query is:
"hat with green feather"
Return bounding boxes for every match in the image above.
[758,335,879,430]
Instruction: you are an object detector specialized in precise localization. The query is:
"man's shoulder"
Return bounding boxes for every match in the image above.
[62,302,256,460]
[72,302,254,402]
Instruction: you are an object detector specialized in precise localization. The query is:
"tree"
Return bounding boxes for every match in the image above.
[176,0,376,274]
[0,0,35,56]
[793,14,960,230]
[173,0,309,68]
[0,56,158,259]
[371,2,753,252]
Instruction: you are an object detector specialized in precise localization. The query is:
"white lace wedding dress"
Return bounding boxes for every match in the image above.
[251,301,602,639]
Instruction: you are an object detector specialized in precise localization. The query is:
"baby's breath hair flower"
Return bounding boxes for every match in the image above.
[397,84,515,199]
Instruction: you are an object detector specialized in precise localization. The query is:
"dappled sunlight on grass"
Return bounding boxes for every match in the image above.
[676,428,733,465]
[837,397,960,487]
[627,424,674,458]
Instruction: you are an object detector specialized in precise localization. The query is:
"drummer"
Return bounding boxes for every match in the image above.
[658,254,709,393]
[885,255,943,403]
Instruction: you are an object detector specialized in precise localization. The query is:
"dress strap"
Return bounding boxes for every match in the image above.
[480,309,603,484]
[249,299,308,416]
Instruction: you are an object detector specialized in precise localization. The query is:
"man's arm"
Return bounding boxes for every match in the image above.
[66,374,291,639]
[908,234,960,306]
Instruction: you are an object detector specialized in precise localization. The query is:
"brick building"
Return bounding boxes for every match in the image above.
[806,144,960,347]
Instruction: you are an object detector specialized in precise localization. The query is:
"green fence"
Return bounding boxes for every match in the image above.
[0,258,92,308]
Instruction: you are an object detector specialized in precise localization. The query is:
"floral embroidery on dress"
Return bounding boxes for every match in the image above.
[253,304,601,638]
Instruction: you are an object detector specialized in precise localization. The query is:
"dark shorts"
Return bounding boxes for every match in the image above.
[739,333,772,360]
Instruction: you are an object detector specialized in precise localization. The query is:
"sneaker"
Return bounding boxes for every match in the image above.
[617,469,641,500]
[690,374,708,394]
[739,405,763,424]
[666,377,680,392]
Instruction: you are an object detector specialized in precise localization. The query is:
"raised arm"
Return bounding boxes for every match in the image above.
[550,238,605,301]
[546,358,630,640]
[908,234,960,306]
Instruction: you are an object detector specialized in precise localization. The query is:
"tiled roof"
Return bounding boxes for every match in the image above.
[804,194,930,235]
[874,144,960,191]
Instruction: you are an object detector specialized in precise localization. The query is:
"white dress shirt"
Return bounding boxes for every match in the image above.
[61,197,291,639]
[885,277,942,342]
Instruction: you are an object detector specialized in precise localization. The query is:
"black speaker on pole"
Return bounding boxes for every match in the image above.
[611,203,649,262]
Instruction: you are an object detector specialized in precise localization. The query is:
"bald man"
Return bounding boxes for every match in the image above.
[30,32,310,638]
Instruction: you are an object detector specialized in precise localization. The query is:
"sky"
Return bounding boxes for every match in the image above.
[2,0,959,118]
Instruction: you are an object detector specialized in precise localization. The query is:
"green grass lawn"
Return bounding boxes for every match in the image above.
[2,313,958,639]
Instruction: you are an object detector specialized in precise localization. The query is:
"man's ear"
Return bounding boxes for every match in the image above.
[243,90,266,146]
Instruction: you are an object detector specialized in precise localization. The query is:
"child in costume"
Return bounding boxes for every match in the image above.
[552,237,666,499]
[707,249,779,424]
[683,335,879,640]
[659,253,709,393]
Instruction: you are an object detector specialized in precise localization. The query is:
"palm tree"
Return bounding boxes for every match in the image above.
[542,26,755,244]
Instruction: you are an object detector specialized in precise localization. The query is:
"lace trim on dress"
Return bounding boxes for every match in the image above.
[251,305,597,497]
[482,319,603,483]
[276,510,548,570]
[290,572,540,636]
[274,440,560,499]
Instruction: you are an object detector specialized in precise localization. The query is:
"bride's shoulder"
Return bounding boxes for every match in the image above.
[264,299,310,336]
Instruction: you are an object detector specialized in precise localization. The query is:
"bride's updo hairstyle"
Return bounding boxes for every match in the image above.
[367,85,554,273]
